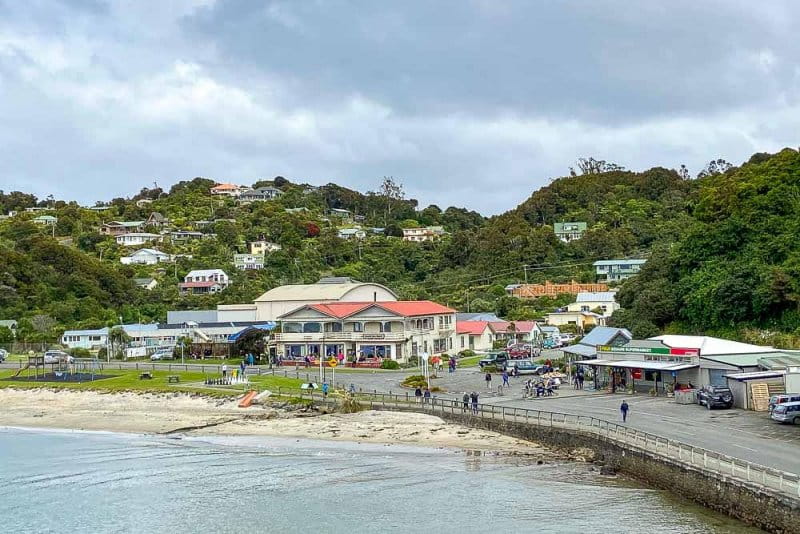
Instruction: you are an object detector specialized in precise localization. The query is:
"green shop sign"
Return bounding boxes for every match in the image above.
[598,345,670,355]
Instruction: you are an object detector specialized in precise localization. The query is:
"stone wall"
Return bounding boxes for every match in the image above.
[398,407,800,533]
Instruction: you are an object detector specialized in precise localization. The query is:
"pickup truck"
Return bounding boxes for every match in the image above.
[478,351,510,369]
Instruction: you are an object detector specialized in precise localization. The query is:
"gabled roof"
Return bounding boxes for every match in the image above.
[106,220,145,227]
[211,183,242,190]
[129,248,168,256]
[287,300,455,319]
[255,282,398,302]
[580,327,632,347]
[456,321,491,335]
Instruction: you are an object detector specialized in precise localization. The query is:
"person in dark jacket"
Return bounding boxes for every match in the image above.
[415,387,423,403]
[470,391,479,414]
[462,392,469,412]
[620,400,630,422]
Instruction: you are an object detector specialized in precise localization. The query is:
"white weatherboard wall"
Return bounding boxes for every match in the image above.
[254,283,397,321]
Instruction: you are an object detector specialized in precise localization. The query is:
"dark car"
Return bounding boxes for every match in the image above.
[697,385,734,410]
[478,351,509,369]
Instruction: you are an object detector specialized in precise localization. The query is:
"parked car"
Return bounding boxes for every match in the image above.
[43,350,73,364]
[150,349,175,361]
[559,333,576,345]
[769,394,800,413]
[478,351,509,369]
[696,385,734,410]
[507,360,543,375]
[0,348,7,362]
[770,401,800,424]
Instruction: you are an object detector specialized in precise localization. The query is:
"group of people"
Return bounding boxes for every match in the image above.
[462,391,480,414]
[572,369,586,389]
[414,386,432,403]
[522,377,559,398]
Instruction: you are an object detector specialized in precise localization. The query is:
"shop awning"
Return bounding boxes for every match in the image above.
[574,359,698,372]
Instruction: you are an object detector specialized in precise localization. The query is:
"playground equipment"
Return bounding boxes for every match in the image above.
[12,355,45,379]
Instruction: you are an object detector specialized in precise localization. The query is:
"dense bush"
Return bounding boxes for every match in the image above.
[68,347,92,358]
[380,359,400,370]
[401,375,428,388]
[458,349,476,358]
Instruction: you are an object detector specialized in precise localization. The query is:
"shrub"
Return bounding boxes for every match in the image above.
[97,347,108,359]
[458,349,476,358]
[380,359,400,370]
[401,375,428,388]
[68,347,92,358]
[340,392,364,413]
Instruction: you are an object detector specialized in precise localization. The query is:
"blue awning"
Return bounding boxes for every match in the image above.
[228,323,276,341]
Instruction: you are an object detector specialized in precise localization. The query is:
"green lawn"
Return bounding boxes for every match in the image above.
[457,355,483,367]
[0,368,303,396]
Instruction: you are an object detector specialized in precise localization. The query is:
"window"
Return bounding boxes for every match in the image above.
[303,323,321,333]
[581,306,590,312]
[353,322,363,332]
[283,322,302,333]
[327,323,342,333]
[382,322,392,333]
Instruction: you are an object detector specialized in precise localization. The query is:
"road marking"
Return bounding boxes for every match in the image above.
[731,444,758,452]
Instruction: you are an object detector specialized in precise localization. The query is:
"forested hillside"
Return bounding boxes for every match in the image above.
[2,149,798,343]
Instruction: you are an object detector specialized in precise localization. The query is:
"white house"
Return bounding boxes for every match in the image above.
[33,215,57,226]
[210,183,246,197]
[567,291,619,317]
[101,221,145,236]
[120,248,172,265]
[250,240,282,255]
[134,278,159,290]
[402,226,447,242]
[234,254,265,270]
[115,233,161,246]
[179,269,230,295]
[456,321,495,352]
[276,300,456,362]
[61,328,109,349]
[338,228,366,240]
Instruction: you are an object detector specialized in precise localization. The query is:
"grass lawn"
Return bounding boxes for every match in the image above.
[0,368,303,396]
[456,355,483,367]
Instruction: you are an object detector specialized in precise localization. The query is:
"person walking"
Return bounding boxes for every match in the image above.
[462,392,469,412]
[322,381,329,399]
[470,391,479,414]
[485,372,492,390]
[502,369,510,388]
[423,387,431,405]
[620,400,630,423]
[415,387,423,403]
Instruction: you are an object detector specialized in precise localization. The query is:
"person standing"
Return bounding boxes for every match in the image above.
[470,391,479,414]
[502,369,510,388]
[620,400,630,422]
[221,363,228,378]
[485,372,492,390]
[462,392,469,412]
[423,388,431,404]
[322,382,329,399]
[415,387,423,403]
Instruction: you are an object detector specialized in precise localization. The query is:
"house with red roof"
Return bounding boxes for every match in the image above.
[455,321,494,352]
[275,300,456,363]
[210,183,246,197]
[489,320,543,347]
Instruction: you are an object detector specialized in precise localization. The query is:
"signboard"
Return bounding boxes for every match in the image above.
[598,345,699,357]
[328,358,338,367]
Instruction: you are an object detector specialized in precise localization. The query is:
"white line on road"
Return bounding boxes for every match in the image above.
[731,444,758,452]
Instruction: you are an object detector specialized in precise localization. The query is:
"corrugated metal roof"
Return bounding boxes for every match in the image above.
[651,335,778,356]
[576,292,617,303]
[255,282,397,302]
[580,327,632,346]
[593,259,647,266]
[575,359,697,371]
[562,344,597,357]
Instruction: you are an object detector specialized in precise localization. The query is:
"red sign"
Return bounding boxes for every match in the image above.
[669,347,699,357]
[631,368,643,380]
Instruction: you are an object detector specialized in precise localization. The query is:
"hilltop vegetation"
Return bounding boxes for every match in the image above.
[2,149,800,344]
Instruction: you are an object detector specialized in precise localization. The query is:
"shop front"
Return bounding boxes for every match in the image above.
[576,359,698,395]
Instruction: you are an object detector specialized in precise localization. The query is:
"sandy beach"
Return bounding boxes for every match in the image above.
[0,388,563,456]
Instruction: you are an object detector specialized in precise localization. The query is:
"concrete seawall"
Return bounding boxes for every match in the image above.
[427,409,800,534]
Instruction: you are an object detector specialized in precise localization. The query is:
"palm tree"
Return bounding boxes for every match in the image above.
[108,326,130,361]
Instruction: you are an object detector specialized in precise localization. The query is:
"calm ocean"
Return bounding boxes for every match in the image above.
[0,428,756,533]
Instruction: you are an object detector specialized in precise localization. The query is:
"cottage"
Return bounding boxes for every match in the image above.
[120,248,172,265]
[456,321,495,352]
[238,186,283,202]
[167,230,204,242]
[275,300,456,362]
[337,228,366,240]
[234,254,265,270]
[402,226,447,242]
[594,259,647,283]
[145,212,168,227]
[553,222,587,242]
[328,208,352,219]
[179,269,230,295]
[61,328,109,350]
[545,310,605,332]
[115,233,161,246]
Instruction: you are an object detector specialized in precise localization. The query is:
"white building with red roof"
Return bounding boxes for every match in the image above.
[275,300,456,362]
[210,183,246,197]
[179,269,230,295]
[456,321,494,352]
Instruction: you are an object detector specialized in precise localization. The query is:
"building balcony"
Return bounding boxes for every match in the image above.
[274,332,407,343]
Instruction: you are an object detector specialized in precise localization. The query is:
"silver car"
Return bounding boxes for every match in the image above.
[770,401,800,424]
[43,350,74,364]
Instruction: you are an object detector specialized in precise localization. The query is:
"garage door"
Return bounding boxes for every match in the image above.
[709,369,728,386]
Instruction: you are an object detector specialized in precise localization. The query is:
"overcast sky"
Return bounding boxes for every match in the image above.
[1,1,799,214]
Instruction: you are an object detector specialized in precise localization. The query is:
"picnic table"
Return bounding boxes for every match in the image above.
[139,372,153,380]
[167,375,180,383]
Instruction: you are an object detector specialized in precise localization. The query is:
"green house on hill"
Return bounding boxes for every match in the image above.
[553,221,587,242]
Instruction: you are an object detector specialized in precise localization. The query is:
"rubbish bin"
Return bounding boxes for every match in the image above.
[674,389,697,405]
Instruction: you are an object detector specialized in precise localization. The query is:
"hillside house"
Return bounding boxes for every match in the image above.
[338,228,366,240]
[101,221,145,236]
[567,291,619,317]
[594,259,647,283]
[238,187,283,202]
[249,240,281,255]
[134,278,159,290]
[234,254,265,270]
[120,248,172,265]
[210,183,246,197]
[507,280,609,298]
[179,269,230,295]
[553,222,587,242]
[402,226,447,242]
[115,233,161,246]
[545,310,606,332]
[33,215,57,226]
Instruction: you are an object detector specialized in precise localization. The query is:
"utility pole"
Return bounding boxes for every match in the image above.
[523,265,528,284]
[465,289,470,313]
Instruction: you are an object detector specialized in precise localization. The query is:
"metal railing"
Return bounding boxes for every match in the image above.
[270,388,800,500]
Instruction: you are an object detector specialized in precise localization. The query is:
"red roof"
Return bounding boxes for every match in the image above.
[489,321,538,334]
[306,300,455,319]
[180,281,219,288]
[456,321,491,335]
[211,183,240,191]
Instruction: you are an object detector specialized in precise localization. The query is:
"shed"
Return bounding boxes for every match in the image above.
[725,370,786,410]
